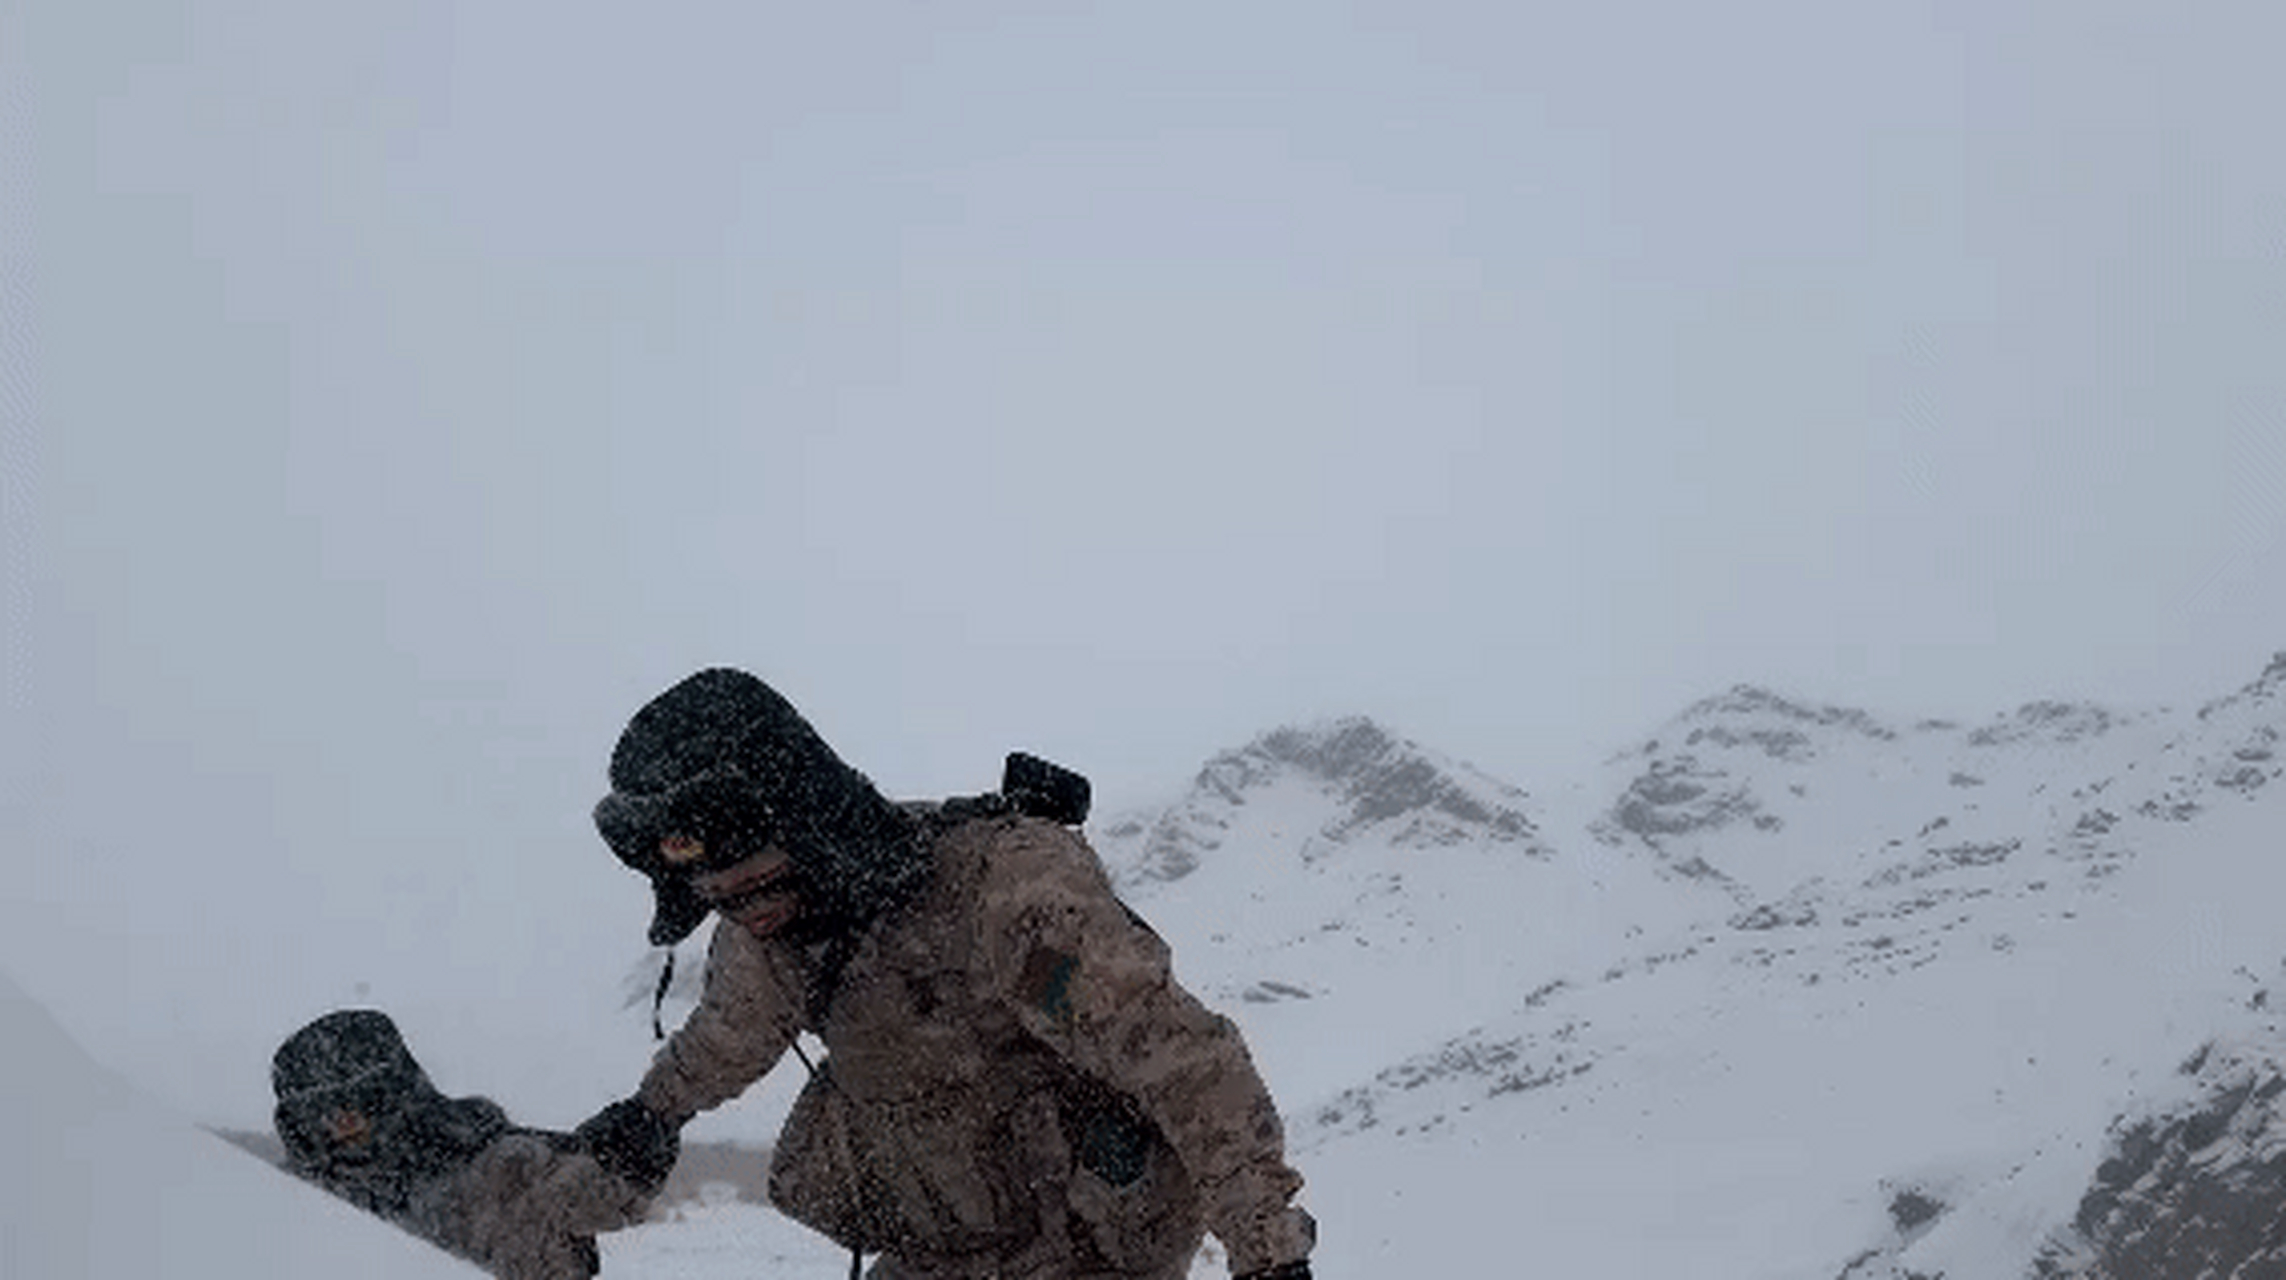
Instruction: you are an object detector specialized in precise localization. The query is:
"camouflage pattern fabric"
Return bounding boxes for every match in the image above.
[434,1133,652,1280]
[274,1010,649,1278]
[638,814,1314,1278]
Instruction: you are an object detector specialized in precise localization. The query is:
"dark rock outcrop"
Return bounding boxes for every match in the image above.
[2034,1041,2286,1278]
[1966,700,2121,748]
[1677,685,1900,744]
[1609,756,1770,839]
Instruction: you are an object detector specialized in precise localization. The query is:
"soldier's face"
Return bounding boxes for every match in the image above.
[326,1107,373,1150]
[692,844,801,939]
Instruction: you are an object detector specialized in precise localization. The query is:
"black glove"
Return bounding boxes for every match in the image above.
[573,1096,681,1195]
[1236,1263,1312,1280]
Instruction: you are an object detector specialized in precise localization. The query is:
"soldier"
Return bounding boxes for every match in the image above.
[273,1009,653,1280]
[574,668,1316,1280]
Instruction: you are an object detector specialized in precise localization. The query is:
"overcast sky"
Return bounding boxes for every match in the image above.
[7,0,2286,1125]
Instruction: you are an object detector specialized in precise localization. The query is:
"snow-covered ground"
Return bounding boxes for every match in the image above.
[0,968,484,1279]
[11,662,2286,1277]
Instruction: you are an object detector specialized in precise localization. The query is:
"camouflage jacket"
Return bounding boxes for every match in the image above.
[284,1097,648,1280]
[637,813,1314,1276]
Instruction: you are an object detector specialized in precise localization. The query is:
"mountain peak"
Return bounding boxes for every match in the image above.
[2198,651,2286,721]
[1098,716,1544,885]
[1254,716,1406,782]
[1963,699,2126,747]
[1220,716,1540,846]
[1671,684,1900,748]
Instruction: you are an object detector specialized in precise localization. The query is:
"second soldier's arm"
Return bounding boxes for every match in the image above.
[445,1133,651,1280]
[571,918,805,1225]
[634,920,806,1122]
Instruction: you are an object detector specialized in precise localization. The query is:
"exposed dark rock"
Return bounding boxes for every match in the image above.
[1255,719,1402,781]
[1612,757,1765,838]
[2138,795,2204,823]
[1677,685,1899,741]
[1834,1246,1884,1279]
[1889,1189,1944,1233]
[1862,840,2020,889]
[2213,728,2282,795]
[1685,723,1817,761]
[1823,1181,1955,1278]
[2034,1044,2286,1278]
[2197,651,2286,720]
[1731,898,1819,931]
[1968,701,2120,747]
[1305,1021,1598,1141]
[2216,765,2272,794]
[1129,816,1215,883]
[1239,980,1315,1003]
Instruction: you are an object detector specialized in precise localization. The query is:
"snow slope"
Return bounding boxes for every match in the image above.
[0,968,484,1279]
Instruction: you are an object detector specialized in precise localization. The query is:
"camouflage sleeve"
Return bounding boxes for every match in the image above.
[638,919,804,1122]
[441,1134,652,1280]
[977,820,1314,1276]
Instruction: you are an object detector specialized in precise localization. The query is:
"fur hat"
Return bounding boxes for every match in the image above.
[594,668,926,945]
[270,1009,511,1211]
[271,1009,441,1175]
[272,1009,428,1103]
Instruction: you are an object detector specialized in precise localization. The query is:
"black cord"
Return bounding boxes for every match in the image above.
[651,948,677,1041]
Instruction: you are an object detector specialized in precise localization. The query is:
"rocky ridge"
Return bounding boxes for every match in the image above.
[2033,1026,2286,1279]
[1094,715,1547,887]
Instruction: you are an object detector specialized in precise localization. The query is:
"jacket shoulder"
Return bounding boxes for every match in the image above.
[929,813,1116,910]
[944,811,1100,871]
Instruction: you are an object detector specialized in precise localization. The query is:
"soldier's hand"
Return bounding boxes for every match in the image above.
[480,1151,647,1280]
[499,1228,602,1280]
[574,1096,681,1196]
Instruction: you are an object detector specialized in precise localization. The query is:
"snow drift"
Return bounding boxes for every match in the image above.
[0,968,482,1279]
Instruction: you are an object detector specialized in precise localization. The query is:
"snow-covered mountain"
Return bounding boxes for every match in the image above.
[1098,716,1550,885]
[1080,659,2286,1279]
[1084,715,1710,1114]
